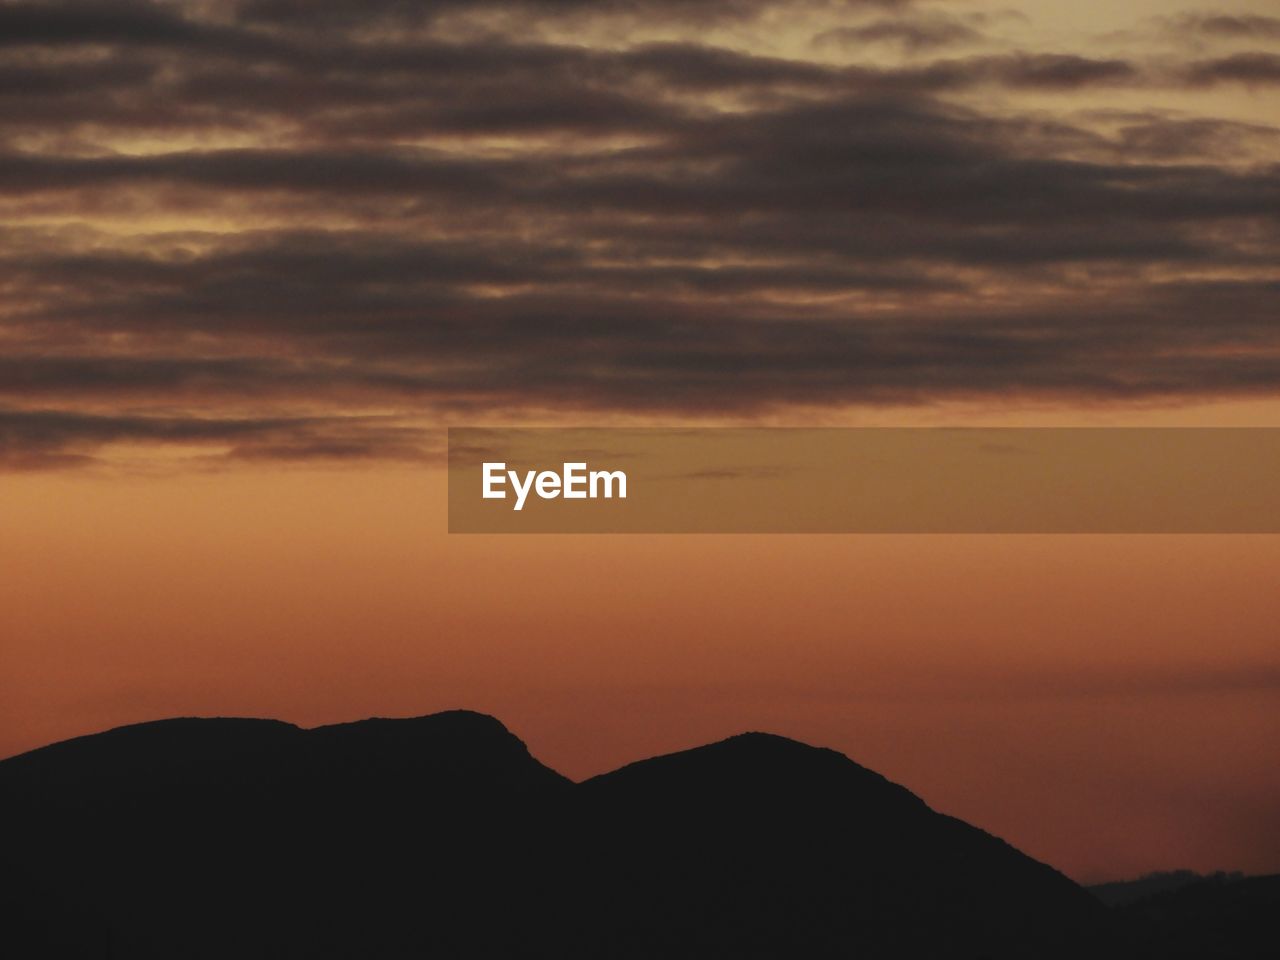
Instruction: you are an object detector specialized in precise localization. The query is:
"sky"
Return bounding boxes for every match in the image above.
[1,0,1279,882]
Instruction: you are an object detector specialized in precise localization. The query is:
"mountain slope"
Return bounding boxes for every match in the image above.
[3,712,1107,958]
[1105,873,1280,959]
[574,731,1102,958]
[2,711,571,958]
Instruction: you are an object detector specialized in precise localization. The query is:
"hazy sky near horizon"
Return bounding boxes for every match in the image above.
[2,0,1279,882]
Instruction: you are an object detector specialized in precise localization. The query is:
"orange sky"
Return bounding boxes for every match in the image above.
[3,0,1280,885]
[3,457,1278,882]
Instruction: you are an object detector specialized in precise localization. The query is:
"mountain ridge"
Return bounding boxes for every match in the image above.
[4,709,1263,959]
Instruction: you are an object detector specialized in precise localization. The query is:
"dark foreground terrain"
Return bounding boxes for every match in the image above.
[2,711,1274,958]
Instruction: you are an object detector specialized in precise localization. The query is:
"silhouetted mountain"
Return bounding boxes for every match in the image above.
[1,711,568,805]
[575,732,1101,958]
[1089,870,1244,908]
[2,712,571,958]
[0,712,1265,958]
[1106,872,1280,959]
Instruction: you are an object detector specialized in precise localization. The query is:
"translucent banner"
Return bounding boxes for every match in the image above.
[448,428,1280,533]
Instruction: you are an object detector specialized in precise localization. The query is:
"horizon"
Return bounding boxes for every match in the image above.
[2,703,1273,887]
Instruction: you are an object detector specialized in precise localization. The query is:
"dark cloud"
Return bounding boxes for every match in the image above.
[0,0,229,48]
[1185,52,1280,86]
[0,41,1149,143]
[236,0,790,30]
[814,14,983,52]
[1108,114,1280,161]
[0,0,1278,468]
[1175,13,1280,42]
[0,408,430,469]
[0,148,520,196]
[975,53,1139,88]
[855,54,1140,91]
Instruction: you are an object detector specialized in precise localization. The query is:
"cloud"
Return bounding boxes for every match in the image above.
[0,0,238,49]
[814,13,983,53]
[1106,114,1280,161]
[234,0,799,30]
[0,0,1277,468]
[1184,52,1280,86]
[0,408,430,469]
[1173,13,1280,42]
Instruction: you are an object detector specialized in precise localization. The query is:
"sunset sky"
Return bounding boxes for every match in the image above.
[2,0,1279,883]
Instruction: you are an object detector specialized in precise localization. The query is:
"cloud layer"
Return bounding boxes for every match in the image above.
[2,0,1279,467]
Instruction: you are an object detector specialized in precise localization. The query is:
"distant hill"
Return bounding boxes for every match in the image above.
[1103,872,1280,959]
[1090,870,1245,908]
[0,712,1267,958]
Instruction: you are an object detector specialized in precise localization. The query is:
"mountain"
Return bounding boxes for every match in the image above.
[0,710,1216,959]
[1104,873,1280,959]
[2,711,571,958]
[574,732,1102,958]
[1089,870,1244,908]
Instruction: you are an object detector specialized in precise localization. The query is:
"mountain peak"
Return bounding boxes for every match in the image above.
[581,728,930,817]
[305,708,570,792]
[309,708,520,745]
[3,710,1105,958]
